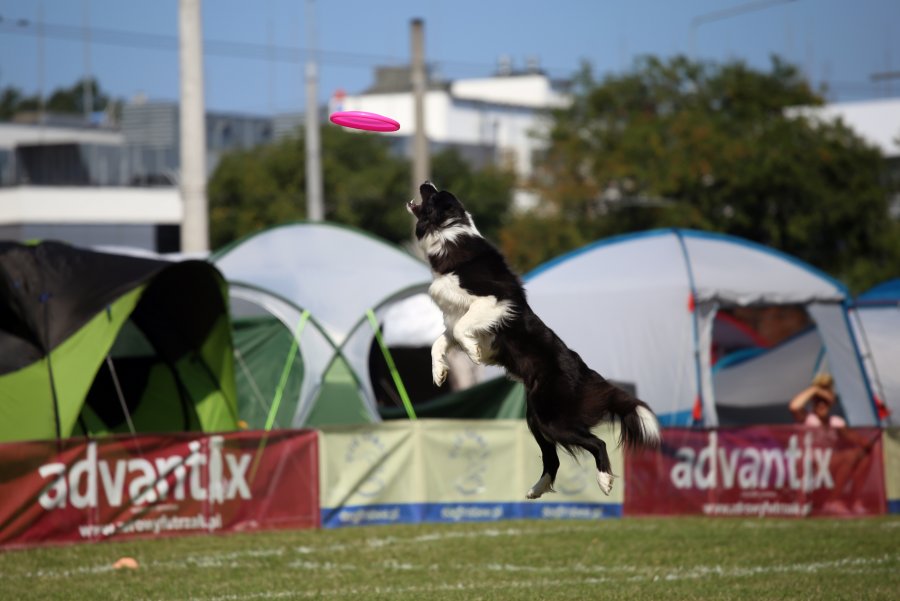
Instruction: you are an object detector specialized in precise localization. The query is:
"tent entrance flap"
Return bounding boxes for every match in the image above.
[305,357,373,426]
[808,303,878,425]
[232,315,305,431]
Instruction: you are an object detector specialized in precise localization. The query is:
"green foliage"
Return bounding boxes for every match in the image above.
[208,128,516,251]
[207,135,306,250]
[431,149,516,243]
[0,78,111,119]
[527,55,899,291]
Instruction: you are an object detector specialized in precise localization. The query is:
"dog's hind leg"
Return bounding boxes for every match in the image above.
[525,410,560,499]
[573,429,615,496]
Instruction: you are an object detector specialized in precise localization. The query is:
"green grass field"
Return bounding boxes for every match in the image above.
[2,516,898,600]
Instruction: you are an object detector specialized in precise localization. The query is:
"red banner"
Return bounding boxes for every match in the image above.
[0,430,319,549]
[625,427,885,517]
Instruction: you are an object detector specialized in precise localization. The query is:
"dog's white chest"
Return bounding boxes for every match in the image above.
[429,272,476,320]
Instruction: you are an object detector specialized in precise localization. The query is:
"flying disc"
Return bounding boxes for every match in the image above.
[329,110,400,132]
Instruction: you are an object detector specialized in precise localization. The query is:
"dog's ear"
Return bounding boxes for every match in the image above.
[419,181,438,204]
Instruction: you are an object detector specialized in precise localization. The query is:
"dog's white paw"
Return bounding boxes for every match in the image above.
[432,362,448,387]
[597,471,614,496]
[461,339,482,365]
[526,474,554,499]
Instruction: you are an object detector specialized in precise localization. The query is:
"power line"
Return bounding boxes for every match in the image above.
[690,0,798,28]
[0,16,551,77]
[690,0,798,58]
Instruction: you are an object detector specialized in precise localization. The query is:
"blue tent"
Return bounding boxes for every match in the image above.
[512,229,879,426]
[852,279,899,424]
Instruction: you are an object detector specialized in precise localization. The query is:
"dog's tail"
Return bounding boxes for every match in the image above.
[609,391,661,450]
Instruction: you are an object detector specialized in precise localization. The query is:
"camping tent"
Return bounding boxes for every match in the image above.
[0,241,238,442]
[212,222,433,428]
[515,229,878,426]
[397,229,877,426]
[711,328,826,425]
[851,278,900,424]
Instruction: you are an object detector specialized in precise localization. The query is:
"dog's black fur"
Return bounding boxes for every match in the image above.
[408,181,660,498]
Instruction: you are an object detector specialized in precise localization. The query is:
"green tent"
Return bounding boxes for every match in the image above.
[228,285,380,430]
[214,222,434,428]
[0,241,238,442]
[379,376,526,421]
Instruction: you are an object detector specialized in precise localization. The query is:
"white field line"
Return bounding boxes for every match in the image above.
[164,554,900,601]
[7,521,896,582]
[3,525,590,580]
[293,524,598,554]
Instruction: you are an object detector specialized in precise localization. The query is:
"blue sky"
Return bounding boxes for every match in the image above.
[1,0,898,115]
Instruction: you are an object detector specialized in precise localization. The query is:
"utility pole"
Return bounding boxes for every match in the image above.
[82,0,92,124]
[178,0,209,253]
[304,0,324,221]
[410,18,429,198]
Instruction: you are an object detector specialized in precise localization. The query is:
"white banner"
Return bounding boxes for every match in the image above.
[318,419,623,527]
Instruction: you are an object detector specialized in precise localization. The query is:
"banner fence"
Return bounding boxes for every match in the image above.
[884,427,900,513]
[0,430,319,549]
[1,422,895,548]
[318,419,623,528]
[625,426,885,517]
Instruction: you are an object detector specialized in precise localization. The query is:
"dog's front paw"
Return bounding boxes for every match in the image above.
[432,362,449,387]
[597,471,614,496]
[461,339,482,365]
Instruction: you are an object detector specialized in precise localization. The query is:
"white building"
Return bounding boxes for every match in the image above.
[792,98,900,158]
[0,186,182,251]
[329,66,572,210]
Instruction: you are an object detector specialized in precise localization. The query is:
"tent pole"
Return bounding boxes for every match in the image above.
[41,293,62,441]
[673,229,711,427]
[366,309,416,420]
[106,355,138,437]
[234,348,271,419]
[250,309,311,483]
[264,309,310,432]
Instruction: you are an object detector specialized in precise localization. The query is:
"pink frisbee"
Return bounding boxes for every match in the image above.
[329,110,400,132]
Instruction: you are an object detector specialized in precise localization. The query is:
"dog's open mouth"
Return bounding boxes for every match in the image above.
[406,199,421,217]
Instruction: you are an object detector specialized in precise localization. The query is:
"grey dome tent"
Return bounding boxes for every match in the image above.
[213,222,433,428]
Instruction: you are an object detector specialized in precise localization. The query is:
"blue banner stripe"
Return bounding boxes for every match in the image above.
[321,502,622,528]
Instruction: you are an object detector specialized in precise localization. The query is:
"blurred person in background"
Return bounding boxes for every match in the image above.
[789,372,846,428]
[790,372,877,514]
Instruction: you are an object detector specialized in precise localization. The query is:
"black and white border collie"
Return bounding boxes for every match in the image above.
[407,181,660,499]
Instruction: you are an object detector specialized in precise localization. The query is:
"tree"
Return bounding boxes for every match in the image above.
[45,78,110,114]
[0,78,114,120]
[0,87,39,119]
[430,148,516,244]
[208,127,516,251]
[521,56,899,291]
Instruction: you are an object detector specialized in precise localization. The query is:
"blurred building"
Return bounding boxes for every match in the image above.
[0,118,125,187]
[0,116,180,252]
[121,100,274,183]
[0,101,273,252]
[789,97,900,216]
[0,186,182,252]
[327,60,572,210]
